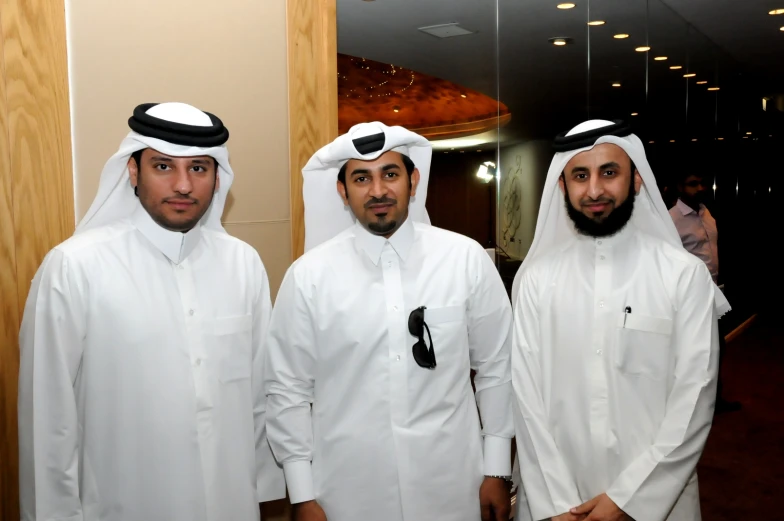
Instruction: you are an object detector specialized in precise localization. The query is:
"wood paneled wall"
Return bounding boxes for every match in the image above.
[287,0,338,260]
[0,0,75,518]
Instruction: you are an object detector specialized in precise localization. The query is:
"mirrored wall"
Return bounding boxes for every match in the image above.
[336,0,781,321]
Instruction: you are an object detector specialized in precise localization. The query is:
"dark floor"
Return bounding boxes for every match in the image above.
[697,314,784,519]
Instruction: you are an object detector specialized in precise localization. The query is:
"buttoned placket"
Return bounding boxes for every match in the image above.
[590,238,611,478]
[381,243,408,424]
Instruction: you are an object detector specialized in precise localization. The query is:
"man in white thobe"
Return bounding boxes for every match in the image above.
[265,122,514,521]
[510,120,730,521]
[18,102,285,521]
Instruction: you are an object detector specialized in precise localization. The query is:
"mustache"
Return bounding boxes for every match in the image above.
[364,197,397,209]
[579,196,614,206]
[164,196,198,204]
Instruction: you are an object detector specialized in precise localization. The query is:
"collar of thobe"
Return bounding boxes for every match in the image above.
[511,119,730,318]
[301,121,432,253]
[576,219,636,249]
[131,205,202,264]
[676,198,703,216]
[354,214,415,266]
[75,102,233,235]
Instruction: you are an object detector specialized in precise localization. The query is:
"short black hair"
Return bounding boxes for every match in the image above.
[129,148,218,170]
[337,152,416,185]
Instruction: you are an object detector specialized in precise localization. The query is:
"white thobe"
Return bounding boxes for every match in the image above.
[265,218,514,521]
[512,223,719,521]
[18,206,285,521]
[669,199,719,284]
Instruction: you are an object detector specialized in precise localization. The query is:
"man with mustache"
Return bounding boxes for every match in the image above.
[510,120,729,521]
[18,102,285,521]
[265,122,514,521]
[668,172,741,414]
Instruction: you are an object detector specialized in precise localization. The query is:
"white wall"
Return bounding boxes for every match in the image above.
[66,0,291,296]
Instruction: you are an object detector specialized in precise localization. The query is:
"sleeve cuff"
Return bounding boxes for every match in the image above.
[283,461,315,504]
[483,435,512,476]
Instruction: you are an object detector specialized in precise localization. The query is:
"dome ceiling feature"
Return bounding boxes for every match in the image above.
[338,53,511,140]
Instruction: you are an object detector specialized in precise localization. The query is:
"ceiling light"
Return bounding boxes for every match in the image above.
[587,20,606,26]
[549,37,574,46]
[708,87,720,91]
[461,94,467,98]
[769,8,784,15]
[717,137,724,141]
[649,140,655,144]
[557,3,576,9]
[743,136,749,139]
[692,138,698,142]
[393,105,401,113]
[614,33,630,39]
[635,46,651,52]
[476,161,496,183]
[654,56,667,61]
[697,80,708,84]
[670,140,675,143]
[670,65,682,70]
[746,131,752,135]
[631,112,638,116]
[683,73,696,78]
[418,23,475,38]
[612,83,621,87]
[780,26,784,30]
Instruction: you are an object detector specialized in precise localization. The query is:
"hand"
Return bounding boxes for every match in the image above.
[293,500,328,521]
[551,513,586,521]
[570,493,631,521]
[480,477,511,521]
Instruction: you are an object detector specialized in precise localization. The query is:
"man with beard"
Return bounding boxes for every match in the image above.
[509,120,730,521]
[669,172,741,413]
[265,122,514,521]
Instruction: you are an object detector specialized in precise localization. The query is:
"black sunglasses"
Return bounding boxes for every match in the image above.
[408,306,436,369]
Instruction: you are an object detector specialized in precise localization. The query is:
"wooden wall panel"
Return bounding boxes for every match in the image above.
[0,10,21,521]
[287,0,338,260]
[0,0,74,519]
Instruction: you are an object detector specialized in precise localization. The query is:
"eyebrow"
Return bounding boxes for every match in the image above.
[569,161,622,175]
[149,155,211,165]
[349,163,402,176]
[149,155,173,162]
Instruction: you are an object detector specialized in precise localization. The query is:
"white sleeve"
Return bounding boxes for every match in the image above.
[18,249,86,521]
[606,263,719,521]
[511,267,583,521]
[264,267,317,504]
[467,245,514,476]
[251,258,286,502]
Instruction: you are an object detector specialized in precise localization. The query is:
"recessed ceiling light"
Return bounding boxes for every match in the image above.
[549,37,574,46]
[769,8,784,15]
[587,20,606,26]
[631,112,638,116]
[692,138,698,142]
[683,73,696,78]
[717,137,724,141]
[708,87,720,91]
[635,46,651,52]
[649,140,655,144]
[612,83,621,87]
[557,3,576,9]
[697,80,708,84]
[746,131,752,135]
[654,56,667,61]
[781,26,784,30]
[614,33,630,39]
[670,65,682,70]
[461,94,467,98]
[670,140,675,143]
[743,136,749,139]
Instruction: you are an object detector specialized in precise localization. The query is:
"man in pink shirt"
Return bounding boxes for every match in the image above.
[669,172,741,413]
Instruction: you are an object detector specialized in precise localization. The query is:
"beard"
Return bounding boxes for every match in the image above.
[564,179,636,238]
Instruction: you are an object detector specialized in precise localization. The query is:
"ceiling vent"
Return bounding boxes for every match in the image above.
[417,23,475,38]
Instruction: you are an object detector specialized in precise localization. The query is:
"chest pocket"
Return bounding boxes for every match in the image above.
[614,312,673,380]
[211,314,253,383]
[424,305,467,365]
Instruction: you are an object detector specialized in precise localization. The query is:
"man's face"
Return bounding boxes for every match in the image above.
[559,143,642,237]
[129,148,219,232]
[679,174,709,205]
[337,151,420,238]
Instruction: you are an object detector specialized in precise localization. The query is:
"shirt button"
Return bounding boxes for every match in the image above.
[600,255,605,260]
[598,301,604,308]
[396,355,401,361]
[387,262,392,268]
[597,241,603,245]
[596,349,603,355]
[392,305,398,312]
[188,309,195,316]
[178,265,184,270]
[195,358,201,366]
